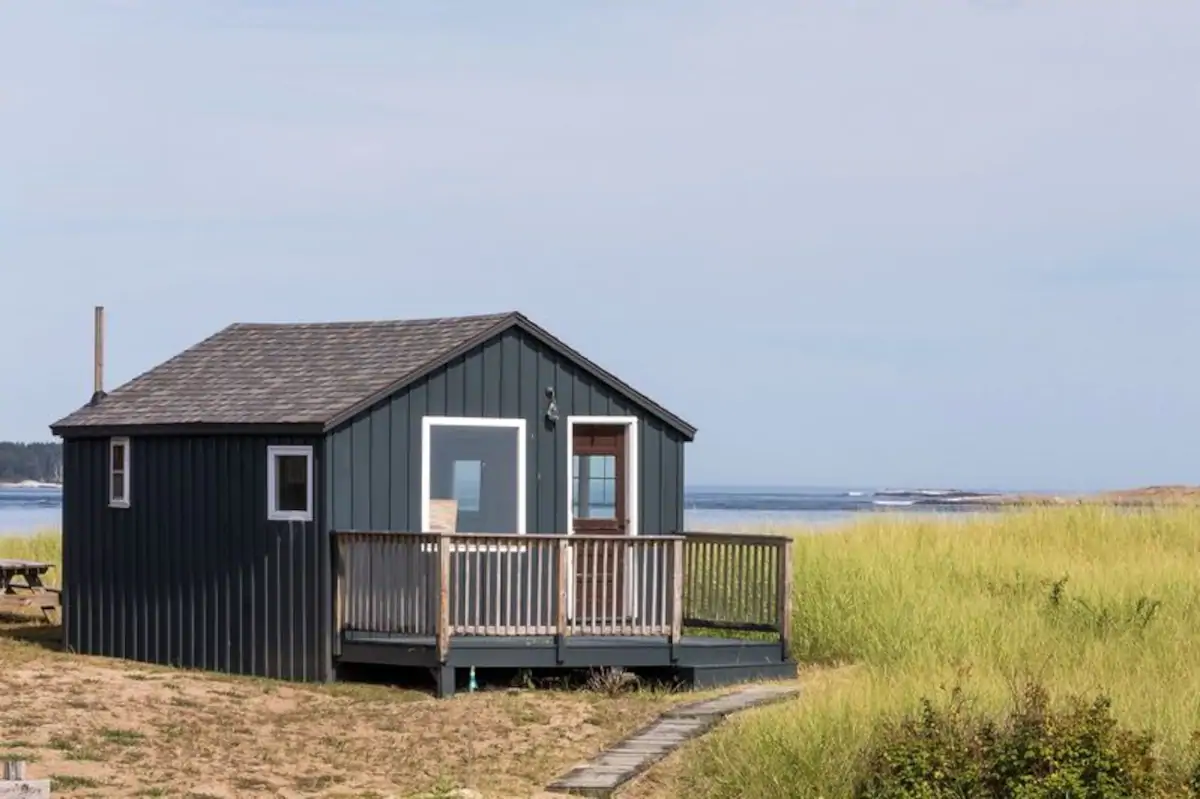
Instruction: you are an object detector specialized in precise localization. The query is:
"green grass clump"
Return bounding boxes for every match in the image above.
[678,507,1200,798]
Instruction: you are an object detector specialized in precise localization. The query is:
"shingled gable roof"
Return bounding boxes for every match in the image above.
[49,311,697,440]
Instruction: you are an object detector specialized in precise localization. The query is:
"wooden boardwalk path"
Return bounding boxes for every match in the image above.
[545,683,801,797]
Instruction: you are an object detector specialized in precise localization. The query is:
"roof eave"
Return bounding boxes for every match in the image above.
[50,421,326,438]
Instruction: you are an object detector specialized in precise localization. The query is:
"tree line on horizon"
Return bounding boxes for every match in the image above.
[0,441,63,483]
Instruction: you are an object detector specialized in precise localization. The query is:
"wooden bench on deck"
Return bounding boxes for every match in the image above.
[0,560,60,623]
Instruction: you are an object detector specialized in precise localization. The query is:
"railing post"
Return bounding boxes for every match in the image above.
[436,533,452,663]
[555,538,569,648]
[670,537,684,647]
[776,537,794,661]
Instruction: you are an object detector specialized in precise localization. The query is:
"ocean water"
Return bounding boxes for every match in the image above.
[0,486,64,534]
[0,484,1000,535]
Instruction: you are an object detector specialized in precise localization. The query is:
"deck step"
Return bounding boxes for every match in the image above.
[545,683,800,797]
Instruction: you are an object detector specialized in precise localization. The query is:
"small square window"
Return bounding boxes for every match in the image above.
[268,445,313,521]
[109,437,130,508]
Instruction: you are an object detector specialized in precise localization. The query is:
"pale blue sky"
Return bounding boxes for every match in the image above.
[3,1,1199,491]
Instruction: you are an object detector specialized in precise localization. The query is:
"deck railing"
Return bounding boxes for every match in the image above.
[333,530,792,662]
[680,532,794,652]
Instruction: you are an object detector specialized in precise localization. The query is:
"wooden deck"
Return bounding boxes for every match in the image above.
[332,531,795,696]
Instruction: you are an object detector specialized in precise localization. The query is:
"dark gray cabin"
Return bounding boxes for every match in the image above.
[50,311,795,695]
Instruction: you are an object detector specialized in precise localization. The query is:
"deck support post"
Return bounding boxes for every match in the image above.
[434,664,456,698]
[436,533,452,664]
[669,537,684,663]
[332,535,345,659]
[777,536,794,661]
[555,538,569,664]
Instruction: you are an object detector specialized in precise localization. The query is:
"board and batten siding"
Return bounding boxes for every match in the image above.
[325,327,687,535]
[61,434,330,682]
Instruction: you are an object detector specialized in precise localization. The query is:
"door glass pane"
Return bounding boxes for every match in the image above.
[573,454,616,519]
[571,455,581,517]
[428,425,520,533]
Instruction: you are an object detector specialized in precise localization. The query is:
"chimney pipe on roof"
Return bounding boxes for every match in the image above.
[90,305,106,406]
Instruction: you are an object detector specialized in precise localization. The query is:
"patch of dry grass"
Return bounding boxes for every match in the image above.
[0,611,700,798]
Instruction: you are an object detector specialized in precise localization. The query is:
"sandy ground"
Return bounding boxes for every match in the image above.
[0,616,707,798]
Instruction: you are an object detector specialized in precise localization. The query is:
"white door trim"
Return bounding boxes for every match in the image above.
[565,415,640,621]
[565,415,639,537]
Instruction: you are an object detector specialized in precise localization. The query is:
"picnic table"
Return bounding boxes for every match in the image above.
[0,560,60,623]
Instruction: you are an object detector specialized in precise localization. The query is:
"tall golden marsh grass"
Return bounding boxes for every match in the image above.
[0,528,61,582]
[680,506,1200,798]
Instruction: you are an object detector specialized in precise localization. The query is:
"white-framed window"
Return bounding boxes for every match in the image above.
[421,417,526,548]
[109,436,130,508]
[267,445,314,522]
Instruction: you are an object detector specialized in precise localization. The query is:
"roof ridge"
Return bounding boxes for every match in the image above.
[230,311,519,330]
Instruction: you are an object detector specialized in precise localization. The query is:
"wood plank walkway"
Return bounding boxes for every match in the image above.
[545,683,801,797]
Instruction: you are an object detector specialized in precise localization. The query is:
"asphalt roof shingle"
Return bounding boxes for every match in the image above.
[51,312,514,429]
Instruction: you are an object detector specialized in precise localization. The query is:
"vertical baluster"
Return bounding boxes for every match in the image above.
[393,537,401,633]
[611,539,619,634]
[751,544,762,625]
[645,538,654,635]
[660,539,669,633]
[383,537,392,633]
[399,537,408,633]
[649,541,659,634]
[491,538,500,635]
[730,542,740,625]
[585,537,595,633]
[507,537,515,634]
[413,537,421,634]
[600,540,609,635]
[516,538,525,635]
[737,542,748,626]
[532,540,541,634]
[760,543,769,625]
[472,544,481,635]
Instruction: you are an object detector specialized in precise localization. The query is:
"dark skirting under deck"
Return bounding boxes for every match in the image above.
[337,632,797,697]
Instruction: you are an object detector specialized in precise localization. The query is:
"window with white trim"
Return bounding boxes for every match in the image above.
[109,437,130,508]
[267,445,313,521]
[422,418,525,535]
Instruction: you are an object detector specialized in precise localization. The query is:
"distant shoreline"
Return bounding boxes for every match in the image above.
[974,485,1200,507]
[3,480,1198,506]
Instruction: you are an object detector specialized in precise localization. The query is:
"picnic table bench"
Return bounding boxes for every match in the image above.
[0,560,60,623]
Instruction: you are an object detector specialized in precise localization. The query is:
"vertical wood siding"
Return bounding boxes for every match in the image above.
[326,327,688,535]
[61,434,329,681]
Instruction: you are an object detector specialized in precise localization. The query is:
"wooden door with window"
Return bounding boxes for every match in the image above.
[571,424,628,627]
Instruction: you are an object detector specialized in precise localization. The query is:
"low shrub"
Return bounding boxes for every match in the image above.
[853,680,1170,798]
